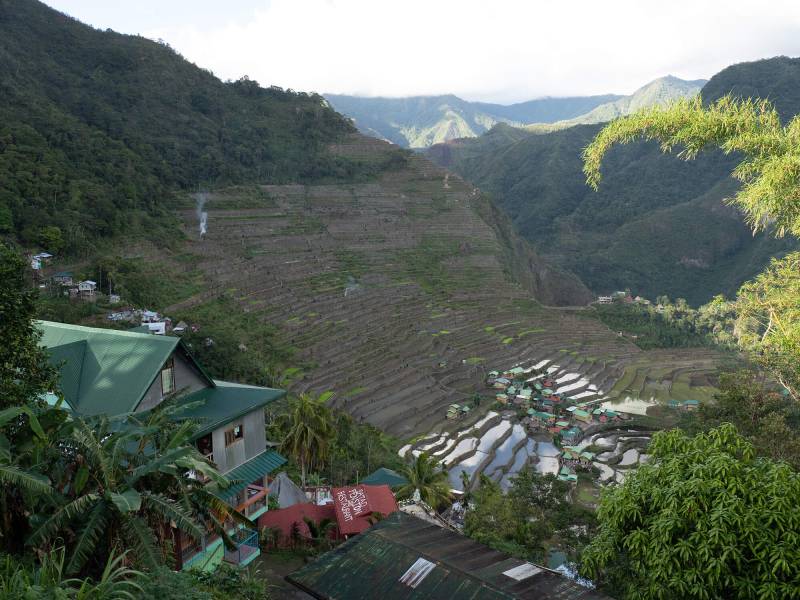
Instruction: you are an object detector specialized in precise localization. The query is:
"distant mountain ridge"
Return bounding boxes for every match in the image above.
[324,93,621,148]
[325,76,704,148]
[524,76,706,133]
[427,57,800,305]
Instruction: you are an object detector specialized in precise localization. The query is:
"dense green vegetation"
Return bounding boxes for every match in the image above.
[267,393,404,489]
[0,552,269,599]
[689,370,800,469]
[588,297,736,350]
[176,296,297,388]
[0,248,266,597]
[581,425,800,599]
[429,57,800,304]
[578,83,800,598]
[0,0,384,256]
[465,469,597,564]
[584,91,800,399]
[395,452,453,509]
[0,245,58,410]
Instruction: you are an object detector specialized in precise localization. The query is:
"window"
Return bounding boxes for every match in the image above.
[224,424,244,447]
[160,358,175,395]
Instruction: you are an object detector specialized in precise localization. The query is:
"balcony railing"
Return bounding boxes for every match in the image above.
[179,532,220,568]
[236,484,268,518]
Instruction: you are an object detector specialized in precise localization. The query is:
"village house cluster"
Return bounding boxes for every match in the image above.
[485,366,628,483]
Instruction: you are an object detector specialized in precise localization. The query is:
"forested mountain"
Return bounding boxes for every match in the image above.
[325,77,702,149]
[324,93,622,148]
[428,57,800,305]
[0,0,385,255]
[524,76,705,132]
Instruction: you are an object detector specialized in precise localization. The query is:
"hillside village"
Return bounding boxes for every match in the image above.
[3,2,800,599]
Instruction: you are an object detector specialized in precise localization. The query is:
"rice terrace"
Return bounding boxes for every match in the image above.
[169,134,725,439]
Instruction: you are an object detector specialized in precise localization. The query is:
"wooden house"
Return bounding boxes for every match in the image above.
[38,320,287,571]
[52,271,74,286]
[77,280,97,298]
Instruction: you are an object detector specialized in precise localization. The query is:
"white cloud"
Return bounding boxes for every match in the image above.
[46,0,800,102]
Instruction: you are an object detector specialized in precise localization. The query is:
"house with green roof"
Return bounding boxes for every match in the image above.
[573,409,592,424]
[682,399,700,411]
[557,466,578,483]
[37,320,287,570]
[361,467,409,489]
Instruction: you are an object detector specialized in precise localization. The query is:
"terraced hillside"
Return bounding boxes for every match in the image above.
[400,349,721,491]
[168,135,722,438]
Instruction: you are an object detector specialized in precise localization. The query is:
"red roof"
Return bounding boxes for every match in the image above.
[258,484,399,543]
[258,502,336,545]
[331,484,399,535]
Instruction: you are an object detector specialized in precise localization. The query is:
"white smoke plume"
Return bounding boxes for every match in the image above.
[195,192,209,236]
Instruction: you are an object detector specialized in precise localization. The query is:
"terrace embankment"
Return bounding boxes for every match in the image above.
[167,134,722,438]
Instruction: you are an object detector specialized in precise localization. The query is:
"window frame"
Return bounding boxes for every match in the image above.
[224,423,244,447]
[160,357,175,395]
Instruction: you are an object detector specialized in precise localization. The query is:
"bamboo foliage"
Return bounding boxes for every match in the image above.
[583,95,800,237]
[583,96,800,398]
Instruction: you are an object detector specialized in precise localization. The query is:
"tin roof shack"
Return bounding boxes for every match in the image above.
[682,399,700,411]
[361,468,409,489]
[287,511,610,599]
[573,409,592,424]
[51,271,74,286]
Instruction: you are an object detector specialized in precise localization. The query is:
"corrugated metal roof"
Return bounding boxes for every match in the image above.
[176,380,285,438]
[38,320,184,415]
[361,468,409,488]
[288,512,611,600]
[216,449,287,499]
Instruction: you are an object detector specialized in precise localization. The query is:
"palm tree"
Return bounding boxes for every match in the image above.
[396,452,453,509]
[27,405,238,575]
[278,393,334,488]
[0,405,56,554]
[302,517,338,552]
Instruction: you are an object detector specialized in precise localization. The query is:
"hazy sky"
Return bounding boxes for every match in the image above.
[45,0,800,103]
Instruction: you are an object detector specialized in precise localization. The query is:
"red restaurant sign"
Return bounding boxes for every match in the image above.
[335,485,372,524]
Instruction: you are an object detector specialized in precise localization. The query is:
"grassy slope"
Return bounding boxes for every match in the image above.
[427,57,800,304]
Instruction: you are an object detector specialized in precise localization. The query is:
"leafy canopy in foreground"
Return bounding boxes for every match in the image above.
[584,95,800,236]
[583,95,800,398]
[581,425,800,599]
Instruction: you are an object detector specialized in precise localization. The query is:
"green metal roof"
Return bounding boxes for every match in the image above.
[38,320,191,415]
[215,449,287,499]
[177,380,286,438]
[288,512,610,599]
[360,467,409,488]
